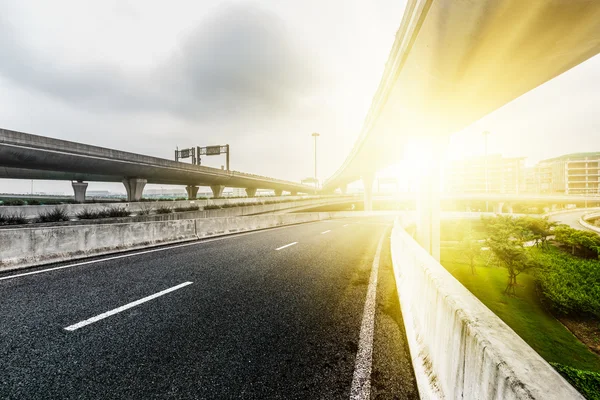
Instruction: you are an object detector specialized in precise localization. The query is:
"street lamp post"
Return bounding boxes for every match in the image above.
[311,132,320,190]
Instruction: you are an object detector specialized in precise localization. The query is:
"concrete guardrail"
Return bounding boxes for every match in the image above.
[390,217,582,400]
[579,211,600,233]
[0,213,335,272]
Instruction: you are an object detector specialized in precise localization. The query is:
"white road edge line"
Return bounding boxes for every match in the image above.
[321,230,331,234]
[64,281,193,331]
[349,231,386,400]
[0,222,319,282]
[275,242,298,251]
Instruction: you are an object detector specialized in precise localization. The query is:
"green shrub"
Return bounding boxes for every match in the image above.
[155,205,172,214]
[534,247,600,318]
[551,363,600,400]
[1,199,26,206]
[102,207,131,218]
[173,206,200,212]
[76,209,102,220]
[27,200,41,206]
[204,205,221,210]
[0,211,28,225]
[38,207,70,223]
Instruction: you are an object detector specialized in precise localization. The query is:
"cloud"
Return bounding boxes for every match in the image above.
[0,3,325,121]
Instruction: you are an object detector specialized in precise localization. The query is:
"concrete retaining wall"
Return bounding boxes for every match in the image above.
[0,213,332,272]
[0,195,357,219]
[390,218,582,400]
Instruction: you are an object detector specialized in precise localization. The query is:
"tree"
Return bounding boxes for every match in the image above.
[482,215,539,295]
[459,231,481,275]
[521,217,556,248]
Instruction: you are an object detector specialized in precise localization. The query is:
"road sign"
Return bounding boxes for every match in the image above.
[206,146,221,156]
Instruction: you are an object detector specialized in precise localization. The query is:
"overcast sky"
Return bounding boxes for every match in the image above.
[1,0,599,194]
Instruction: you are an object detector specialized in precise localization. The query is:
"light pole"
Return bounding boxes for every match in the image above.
[311,132,320,189]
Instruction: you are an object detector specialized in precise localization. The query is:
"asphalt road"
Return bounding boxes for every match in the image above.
[547,208,600,231]
[0,216,418,399]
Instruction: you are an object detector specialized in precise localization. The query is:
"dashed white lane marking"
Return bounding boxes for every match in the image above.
[321,230,331,234]
[349,231,386,400]
[343,224,350,227]
[275,242,298,251]
[0,223,316,282]
[64,281,193,331]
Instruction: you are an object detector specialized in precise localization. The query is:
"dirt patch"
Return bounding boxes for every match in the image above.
[558,316,600,355]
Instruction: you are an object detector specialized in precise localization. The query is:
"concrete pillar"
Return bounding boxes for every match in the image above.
[71,181,88,203]
[122,178,147,202]
[506,203,514,214]
[274,189,283,197]
[290,191,298,196]
[340,184,347,195]
[416,138,445,261]
[245,188,257,197]
[185,185,199,200]
[362,173,374,211]
[210,185,224,198]
[551,204,558,211]
[494,202,504,214]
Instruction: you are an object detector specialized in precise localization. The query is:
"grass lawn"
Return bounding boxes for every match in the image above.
[441,247,600,373]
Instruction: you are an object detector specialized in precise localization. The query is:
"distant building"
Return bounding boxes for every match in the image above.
[524,164,552,194]
[445,155,525,194]
[536,153,600,194]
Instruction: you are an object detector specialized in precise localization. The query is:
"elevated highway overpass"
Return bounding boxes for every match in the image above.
[0,128,315,201]
[323,0,600,257]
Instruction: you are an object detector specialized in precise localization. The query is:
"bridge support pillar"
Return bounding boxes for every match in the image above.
[340,184,347,195]
[71,181,88,203]
[551,204,558,211]
[362,173,374,211]
[210,185,224,198]
[290,191,298,196]
[122,178,147,202]
[185,185,199,200]
[494,202,504,214]
[506,203,514,214]
[416,138,445,261]
[245,188,257,197]
[274,189,283,197]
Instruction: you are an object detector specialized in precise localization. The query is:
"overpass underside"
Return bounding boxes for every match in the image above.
[324,0,600,259]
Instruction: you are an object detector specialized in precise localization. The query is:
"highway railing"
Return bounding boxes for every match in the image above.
[390,217,582,400]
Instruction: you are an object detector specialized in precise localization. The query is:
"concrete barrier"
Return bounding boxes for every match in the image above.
[0,195,358,219]
[580,211,600,233]
[0,213,333,272]
[390,218,583,400]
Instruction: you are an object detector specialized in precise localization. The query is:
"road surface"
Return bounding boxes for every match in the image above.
[0,216,418,399]
[547,208,600,232]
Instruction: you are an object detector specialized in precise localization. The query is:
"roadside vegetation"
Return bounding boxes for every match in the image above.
[441,216,600,399]
[0,197,307,226]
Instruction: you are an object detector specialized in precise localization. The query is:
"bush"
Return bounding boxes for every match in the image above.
[173,206,200,213]
[155,205,173,214]
[27,200,41,206]
[1,199,26,206]
[76,209,102,220]
[38,207,70,223]
[0,211,28,225]
[204,205,221,210]
[102,207,131,218]
[551,363,600,400]
[534,246,600,318]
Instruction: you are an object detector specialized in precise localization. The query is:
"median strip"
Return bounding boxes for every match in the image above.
[275,242,298,251]
[64,281,193,331]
